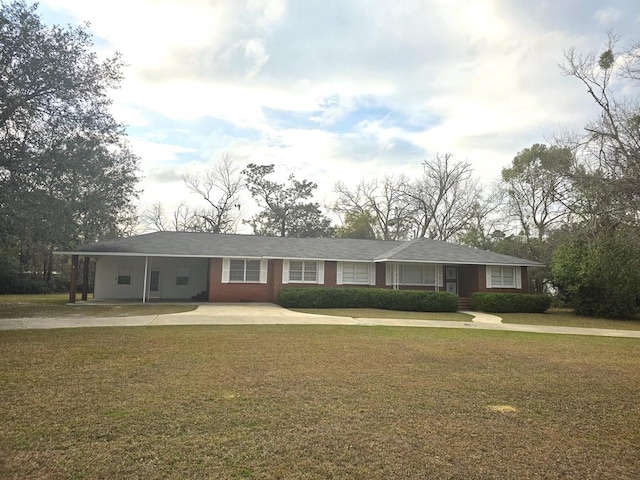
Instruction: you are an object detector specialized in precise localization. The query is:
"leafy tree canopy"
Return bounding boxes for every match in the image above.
[335,210,377,239]
[0,0,140,285]
[242,163,333,238]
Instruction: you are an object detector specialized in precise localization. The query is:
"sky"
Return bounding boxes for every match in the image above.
[37,0,640,229]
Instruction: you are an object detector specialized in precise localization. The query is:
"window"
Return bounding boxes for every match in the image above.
[282,260,324,284]
[176,268,189,286]
[289,261,318,283]
[400,264,436,285]
[229,259,261,282]
[385,263,441,287]
[340,262,373,285]
[117,266,131,285]
[487,266,521,288]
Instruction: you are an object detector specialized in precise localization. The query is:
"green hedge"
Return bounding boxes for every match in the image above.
[469,292,551,313]
[278,287,458,312]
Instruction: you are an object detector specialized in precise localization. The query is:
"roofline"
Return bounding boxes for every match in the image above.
[375,258,544,267]
[55,251,544,267]
[55,252,380,262]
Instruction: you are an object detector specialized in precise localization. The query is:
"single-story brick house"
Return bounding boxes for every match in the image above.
[58,232,543,308]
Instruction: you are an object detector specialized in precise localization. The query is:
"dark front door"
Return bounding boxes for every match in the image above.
[445,266,458,294]
[149,271,160,296]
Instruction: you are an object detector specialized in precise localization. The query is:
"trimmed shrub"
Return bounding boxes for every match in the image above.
[470,292,551,313]
[277,287,458,312]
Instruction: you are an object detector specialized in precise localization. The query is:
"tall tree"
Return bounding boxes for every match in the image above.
[0,1,140,285]
[501,144,574,242]
[243,163,333,237]
[182,155,244,233]
[407,153,485,241]
[545,34,640,317]
[334,210,377,239]
[334,175,413,240]
[561,33,640,227]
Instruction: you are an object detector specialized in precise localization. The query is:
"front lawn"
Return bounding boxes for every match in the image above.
[501,308,640,331]
[0,294,197,319]
[1,326,638,479]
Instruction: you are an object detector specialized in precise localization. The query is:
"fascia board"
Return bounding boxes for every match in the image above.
[375,258,544,267]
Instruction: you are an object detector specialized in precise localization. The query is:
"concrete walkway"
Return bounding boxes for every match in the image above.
[0,303,639,338]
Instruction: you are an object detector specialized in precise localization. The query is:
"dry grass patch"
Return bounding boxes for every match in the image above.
[501,308,640,331]
[1,326,639,479]
[0,294,197,319]
[487,404,518,414]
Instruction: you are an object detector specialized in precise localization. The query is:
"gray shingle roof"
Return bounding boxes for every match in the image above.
[68,232,543,266]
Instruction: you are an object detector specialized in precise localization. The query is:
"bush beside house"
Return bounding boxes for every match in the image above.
[278,287,459,312]
[470,292,551,313]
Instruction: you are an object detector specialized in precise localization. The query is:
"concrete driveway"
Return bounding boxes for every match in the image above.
[1,303,639,338]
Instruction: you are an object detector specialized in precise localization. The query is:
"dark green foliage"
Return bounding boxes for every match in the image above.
[0,1,140,290]
[552,229,640,320]
[470,293,551,313]
[278,287,458,312]
[0,255,68,293]
[335,211,377,239]
[242,163,333,237]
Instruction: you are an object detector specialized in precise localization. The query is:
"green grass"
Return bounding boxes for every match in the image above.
[501,308,640,331]
[1,326,639,479]
[290,307,472,321]
[0,294,197,319]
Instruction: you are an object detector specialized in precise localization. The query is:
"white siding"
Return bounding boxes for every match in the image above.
[94,256,208,300]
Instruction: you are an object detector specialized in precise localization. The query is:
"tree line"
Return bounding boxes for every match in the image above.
[0,2,638,318]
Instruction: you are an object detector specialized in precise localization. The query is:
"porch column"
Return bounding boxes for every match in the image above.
[142,256,149,304]
[81,256,90,301]
[394,263,399,290]
[69,255,79,303]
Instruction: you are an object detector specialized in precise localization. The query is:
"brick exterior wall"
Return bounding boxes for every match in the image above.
[207,259,530,303]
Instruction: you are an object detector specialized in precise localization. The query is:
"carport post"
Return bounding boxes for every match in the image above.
[81,256,90,301]
[142,256,149,304]
[69,255,79,303]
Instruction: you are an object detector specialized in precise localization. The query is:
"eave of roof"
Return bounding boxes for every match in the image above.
[54,231,545,267]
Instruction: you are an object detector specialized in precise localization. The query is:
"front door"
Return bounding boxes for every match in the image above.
[445,266,458,294]
[149,271,160,298]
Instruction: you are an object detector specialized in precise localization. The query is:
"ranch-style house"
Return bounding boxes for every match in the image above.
[57,232,543,308]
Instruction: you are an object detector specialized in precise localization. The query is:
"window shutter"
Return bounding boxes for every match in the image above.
[222,258,230,283]
[369,263,376,286]
[385,263,393,286]
[336,262,343,285]
[282,260,289,284]
[485,265,492,289]
[259,259,268,284]
[515,267,522,289]
[317,261,324,284]
[437,264,443,287]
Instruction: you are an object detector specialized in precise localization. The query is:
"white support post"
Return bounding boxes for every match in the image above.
[142,256,149,304]
[394,263,399,290]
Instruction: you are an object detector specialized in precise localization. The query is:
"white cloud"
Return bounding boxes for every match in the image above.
[594,7,622,26]
[37,0,640,221]
[243,38,270,78]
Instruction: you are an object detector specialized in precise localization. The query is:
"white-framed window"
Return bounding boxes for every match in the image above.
[176,268,189,286]
[486,266,522,289]
[282,260,324,284]
[117,266,131,285]
[385,263,443,287]
[337,262,375,285]
[222,258,268,284]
